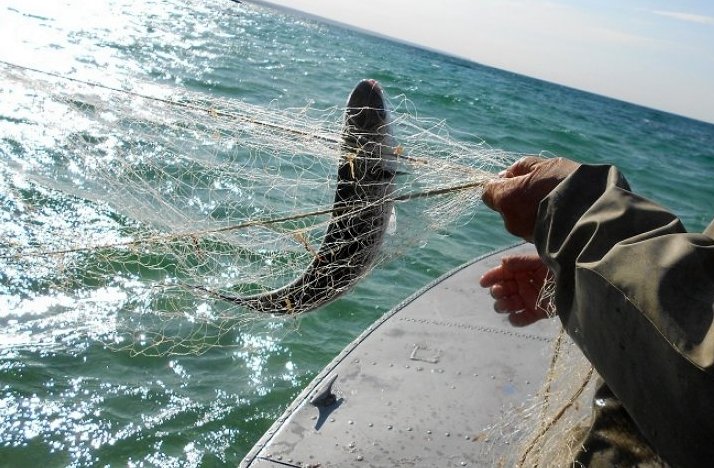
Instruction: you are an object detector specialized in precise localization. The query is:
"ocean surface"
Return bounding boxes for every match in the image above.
[1,0,713,466]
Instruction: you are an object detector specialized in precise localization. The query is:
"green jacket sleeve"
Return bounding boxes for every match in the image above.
[534,165,714,467]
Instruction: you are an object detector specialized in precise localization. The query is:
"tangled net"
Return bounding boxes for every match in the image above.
[0,62,513,355]
[485,329,597,466]
[0,62,601,463]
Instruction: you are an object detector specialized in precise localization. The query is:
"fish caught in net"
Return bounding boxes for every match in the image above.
[195,79,399,314]
[0,61,602,462]
[0,61,511,355]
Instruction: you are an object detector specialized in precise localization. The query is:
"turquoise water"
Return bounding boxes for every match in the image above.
[1,0,713,466]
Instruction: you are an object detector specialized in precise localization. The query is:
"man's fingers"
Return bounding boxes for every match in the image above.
[501,254,544,272]
[481,178,501,211]
[479,264,511,287]
[519,278,542,312]
[482,174,537,241]
[494,295,524,313]
[480,253,553,328]
[480,255,546,289]
[503,156,543,178]
[489,281,518,299]
[483,156,580,243]
[482,176,523,212]
[508,308,546,327]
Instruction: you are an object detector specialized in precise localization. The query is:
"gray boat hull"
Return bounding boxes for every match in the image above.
[241,244,591,467]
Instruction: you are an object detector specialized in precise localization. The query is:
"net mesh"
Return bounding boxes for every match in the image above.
[0,61,600,463]
[488,330,597,466]
[0,62,512,355]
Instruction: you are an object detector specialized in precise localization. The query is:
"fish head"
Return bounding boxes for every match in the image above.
[345,79,390,134]
[343,79,398,180]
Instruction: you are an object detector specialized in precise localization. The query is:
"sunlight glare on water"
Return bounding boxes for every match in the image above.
[1,0,713,466]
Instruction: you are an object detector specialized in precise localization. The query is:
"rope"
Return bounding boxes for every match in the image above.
[516,327,595,467]
[1,179,487,260]
[0,59,338,143]
[0,59,454,169]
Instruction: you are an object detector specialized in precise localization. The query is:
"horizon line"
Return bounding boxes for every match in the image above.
[245,0,713,126]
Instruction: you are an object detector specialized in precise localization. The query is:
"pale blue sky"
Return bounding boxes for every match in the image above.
[261,0,714,123]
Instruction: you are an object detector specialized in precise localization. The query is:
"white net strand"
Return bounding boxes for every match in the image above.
[0,61,605,462]
[0,61,512,354]
[475,330,597,466]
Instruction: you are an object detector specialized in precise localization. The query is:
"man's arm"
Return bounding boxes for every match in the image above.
[534,164,714,466]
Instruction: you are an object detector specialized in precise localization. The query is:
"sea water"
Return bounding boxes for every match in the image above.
[0,0,712,465]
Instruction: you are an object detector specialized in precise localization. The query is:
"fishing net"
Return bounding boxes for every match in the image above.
[0,62,600,464]
[0,62,512,355]
[480,328,598,466]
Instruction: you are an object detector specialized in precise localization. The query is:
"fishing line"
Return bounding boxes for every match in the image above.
[0,60,468,171]
[2,179,487,260]
[2,55,596,466]
[0,58,511,354]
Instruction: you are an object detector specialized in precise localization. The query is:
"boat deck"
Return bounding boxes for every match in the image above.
[242,243,587,467]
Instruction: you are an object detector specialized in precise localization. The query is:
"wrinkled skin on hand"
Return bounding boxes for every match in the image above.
[482,156,581,242]
[479,156,579,326]
[479,254,551,327]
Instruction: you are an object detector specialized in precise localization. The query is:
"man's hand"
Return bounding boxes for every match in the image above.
[479,254,551,327]
[482,156,580,241]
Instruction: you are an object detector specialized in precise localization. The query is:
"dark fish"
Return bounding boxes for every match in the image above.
[208,79,397,314]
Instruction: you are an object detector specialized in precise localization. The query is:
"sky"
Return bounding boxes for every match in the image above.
[257,0,714,124]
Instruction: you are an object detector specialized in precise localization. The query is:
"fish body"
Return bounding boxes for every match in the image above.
[213,79,397,314]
